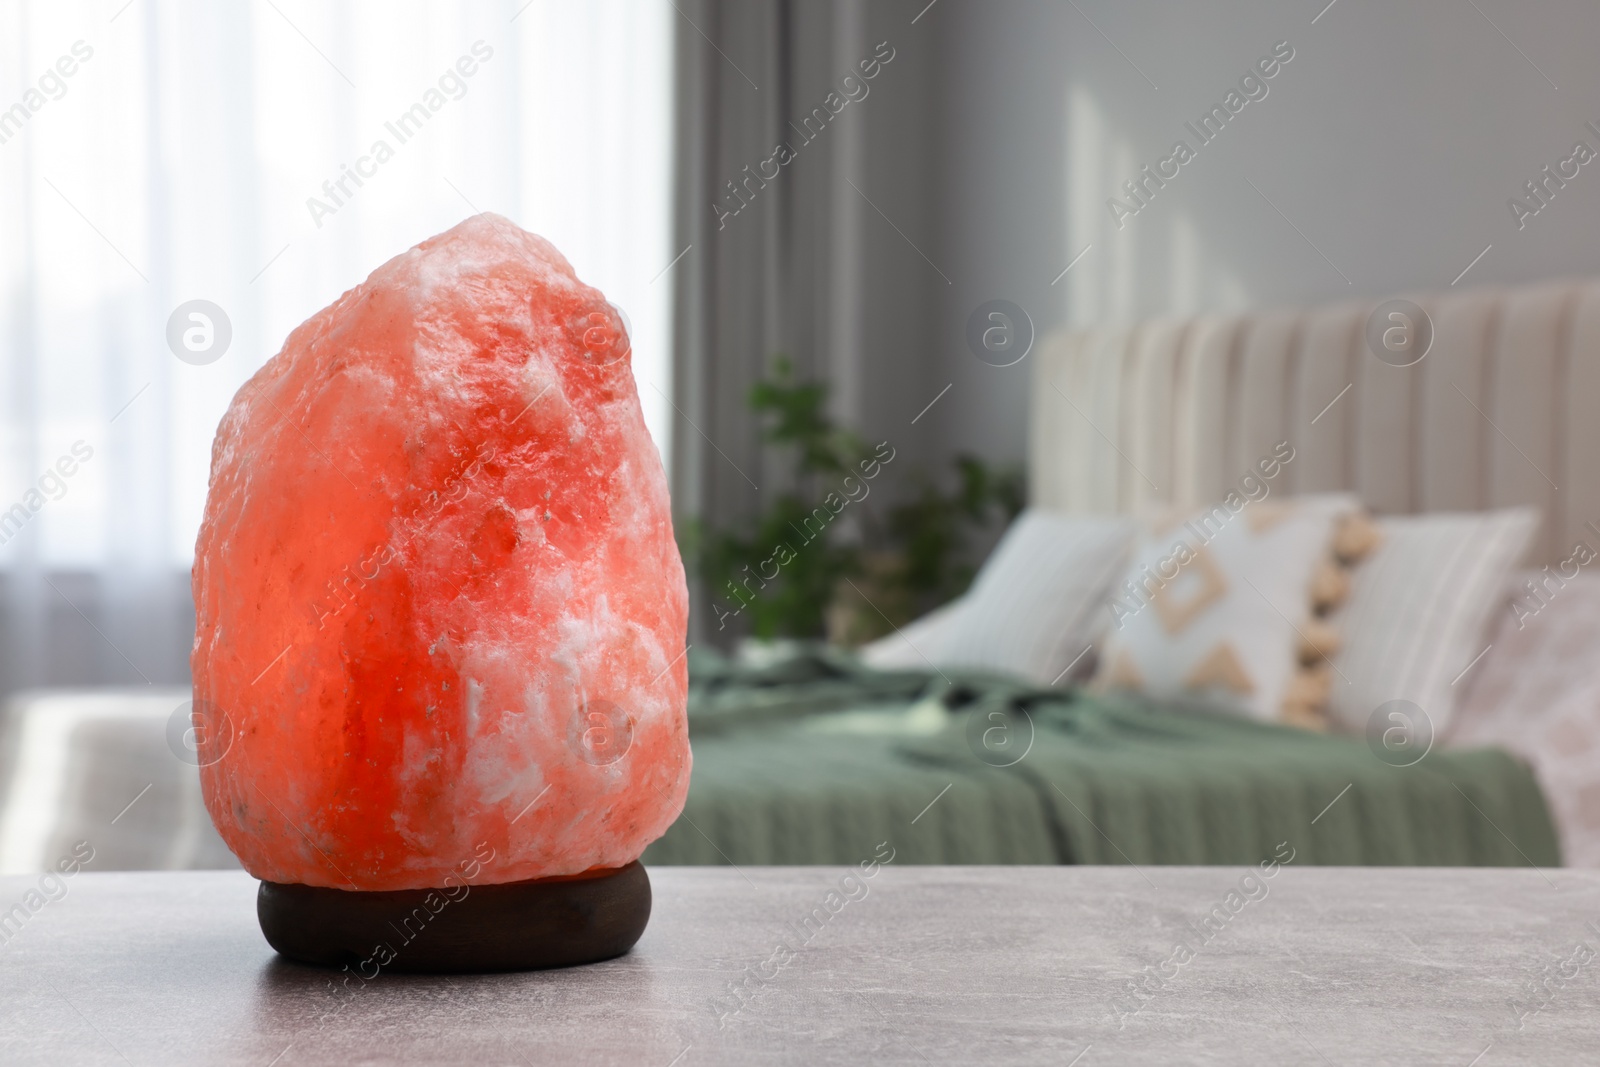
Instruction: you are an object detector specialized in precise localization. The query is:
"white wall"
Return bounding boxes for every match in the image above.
[915,0,1600,474]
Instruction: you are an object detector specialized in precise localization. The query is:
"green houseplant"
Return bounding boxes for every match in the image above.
[682,359,1023,644]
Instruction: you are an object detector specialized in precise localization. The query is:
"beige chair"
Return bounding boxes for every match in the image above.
[0,688,237,873]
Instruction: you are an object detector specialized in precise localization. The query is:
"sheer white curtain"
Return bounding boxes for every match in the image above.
[0,0,674,693]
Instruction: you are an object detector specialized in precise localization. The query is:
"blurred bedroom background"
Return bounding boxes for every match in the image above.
[4,0,1600,874]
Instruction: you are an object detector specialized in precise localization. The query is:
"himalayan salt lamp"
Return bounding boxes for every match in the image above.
[191,215,689,971]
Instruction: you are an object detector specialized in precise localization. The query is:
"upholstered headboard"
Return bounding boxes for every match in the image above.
[1030,279,1600,566]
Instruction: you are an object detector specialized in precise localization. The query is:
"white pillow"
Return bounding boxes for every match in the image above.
[1325,508,1538,735]
[857,597,965,671]
[860,510,1135,685]
[1095,493,1359,723]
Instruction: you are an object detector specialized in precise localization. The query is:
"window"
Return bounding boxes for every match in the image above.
[0,0,674,577]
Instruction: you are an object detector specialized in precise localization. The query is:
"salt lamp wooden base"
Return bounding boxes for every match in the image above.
[257,861,651,973]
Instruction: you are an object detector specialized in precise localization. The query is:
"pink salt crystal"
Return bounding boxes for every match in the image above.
[191,214,690,890]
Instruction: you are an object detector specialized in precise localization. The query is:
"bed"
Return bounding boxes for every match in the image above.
[641,647,1556,867]
[647,273,1600,869]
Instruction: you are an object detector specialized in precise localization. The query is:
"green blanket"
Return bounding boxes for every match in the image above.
[641,648,1561,867]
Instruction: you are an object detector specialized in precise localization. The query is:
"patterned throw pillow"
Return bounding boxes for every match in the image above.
[1451,571,1600,866]
[1094,494,1373,726]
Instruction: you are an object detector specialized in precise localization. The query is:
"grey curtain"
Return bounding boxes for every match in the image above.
[669,0,937,644]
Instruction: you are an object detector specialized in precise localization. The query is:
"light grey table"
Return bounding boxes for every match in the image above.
[0,866,1596,1065]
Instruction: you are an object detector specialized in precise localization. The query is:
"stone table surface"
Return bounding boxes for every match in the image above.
[0,865,1596,1065]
